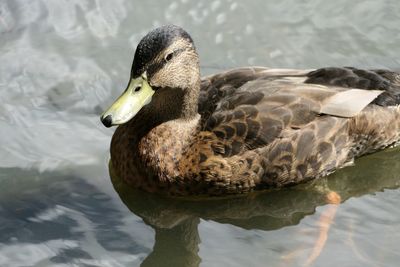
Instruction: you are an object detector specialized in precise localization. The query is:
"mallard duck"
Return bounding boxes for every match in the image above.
[101,25,400,196]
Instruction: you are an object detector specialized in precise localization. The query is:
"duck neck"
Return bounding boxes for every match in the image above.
[150,73,201,122]
[181,76,201,120]
[137,113,201,182]
[152,86,200,123]
[134,75,201,180]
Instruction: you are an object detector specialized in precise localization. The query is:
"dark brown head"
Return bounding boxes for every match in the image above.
[101,25,200,127]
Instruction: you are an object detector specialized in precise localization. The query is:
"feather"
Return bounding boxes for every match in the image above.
[319,89,383,117]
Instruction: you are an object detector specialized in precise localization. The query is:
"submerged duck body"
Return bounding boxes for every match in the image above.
[101,25,400,196]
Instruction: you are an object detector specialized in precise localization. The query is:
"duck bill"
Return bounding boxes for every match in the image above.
[100,75,154,127]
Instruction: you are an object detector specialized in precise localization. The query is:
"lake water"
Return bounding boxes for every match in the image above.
[1,0,400,266]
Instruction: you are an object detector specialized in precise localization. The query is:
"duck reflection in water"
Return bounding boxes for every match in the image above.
[109,147,400,267]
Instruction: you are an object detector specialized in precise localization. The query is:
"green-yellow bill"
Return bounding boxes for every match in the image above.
[101,74,154,127]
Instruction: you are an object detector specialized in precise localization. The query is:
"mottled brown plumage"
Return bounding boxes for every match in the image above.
[103,25,400,196]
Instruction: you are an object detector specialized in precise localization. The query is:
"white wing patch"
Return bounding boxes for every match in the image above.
[320,89,383,117]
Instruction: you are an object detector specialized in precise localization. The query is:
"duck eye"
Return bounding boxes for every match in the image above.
[134,86,141,92]
[165,52,173,62]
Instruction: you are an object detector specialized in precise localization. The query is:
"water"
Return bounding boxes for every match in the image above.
[1,0,400,266]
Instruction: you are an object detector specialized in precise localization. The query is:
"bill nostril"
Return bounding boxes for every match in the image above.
[101,115,113,128]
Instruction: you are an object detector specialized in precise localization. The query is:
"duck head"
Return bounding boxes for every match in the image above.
[101,25,200,128]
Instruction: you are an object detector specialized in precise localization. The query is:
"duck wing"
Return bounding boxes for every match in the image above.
[198,67,400,158]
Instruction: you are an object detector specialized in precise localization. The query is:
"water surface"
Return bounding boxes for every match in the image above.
[1,0,400,266]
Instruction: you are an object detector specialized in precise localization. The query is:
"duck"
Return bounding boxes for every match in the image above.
[101,25,400,196]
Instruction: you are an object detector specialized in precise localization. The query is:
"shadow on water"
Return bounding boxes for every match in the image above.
[110,148,400,267]
[0,167,150,266]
